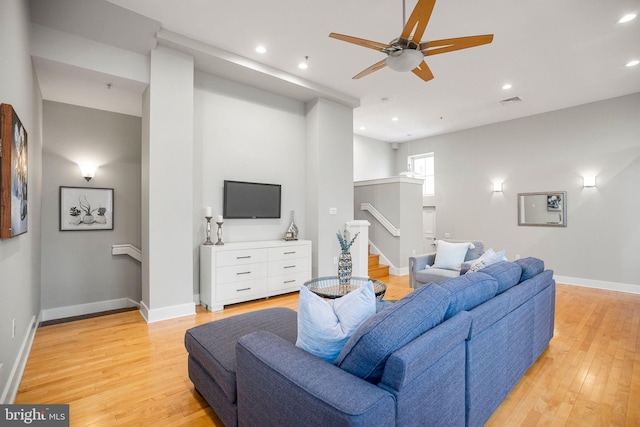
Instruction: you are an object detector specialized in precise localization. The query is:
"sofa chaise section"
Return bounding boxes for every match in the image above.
[184,308,298,426]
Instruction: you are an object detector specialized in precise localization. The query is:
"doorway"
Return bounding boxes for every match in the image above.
[422,207,436,253]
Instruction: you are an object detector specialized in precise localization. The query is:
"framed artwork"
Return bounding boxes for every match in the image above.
[1,103,28,239]
[60,186,114,231]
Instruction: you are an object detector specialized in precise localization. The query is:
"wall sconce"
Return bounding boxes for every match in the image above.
[583,175,596,188]
[493,181,503,192]
[79,164,97,181]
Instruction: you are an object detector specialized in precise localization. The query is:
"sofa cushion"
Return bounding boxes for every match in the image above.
[296,282,376,363]
[514,257,544,281]
[415,267,460,285]
[184,307,297,402]
[437,273,499,320]
[478,261,523,294]
[334,283,450,383]
[464,240,485,261]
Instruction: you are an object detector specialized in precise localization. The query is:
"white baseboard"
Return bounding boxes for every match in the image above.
[40,298,140,322]
[193,293,200,305]
[1,315,38,404]
[139,301,195,323]
[390,266,409,276]
[554,275,640,295]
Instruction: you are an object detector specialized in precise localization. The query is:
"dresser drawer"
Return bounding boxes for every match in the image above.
[216,249,268,267]
[216,262,268,284]
[268,257,310,277]
[268,245,309,261]
[216,280,266,302]
[267,271,309,293]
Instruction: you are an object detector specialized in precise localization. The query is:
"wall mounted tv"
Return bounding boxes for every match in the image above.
[223,180,282,219]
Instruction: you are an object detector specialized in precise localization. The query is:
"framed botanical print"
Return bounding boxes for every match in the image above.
[60,186,114,231]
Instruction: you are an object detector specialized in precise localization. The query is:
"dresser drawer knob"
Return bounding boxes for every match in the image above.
[237,271,251,275]
[236,287,251,292]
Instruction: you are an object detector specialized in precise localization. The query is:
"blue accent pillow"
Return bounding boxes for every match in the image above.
[296,282,376,363]
[334,283,450,383]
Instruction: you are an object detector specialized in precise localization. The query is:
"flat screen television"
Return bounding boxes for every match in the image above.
[223,180,282,219]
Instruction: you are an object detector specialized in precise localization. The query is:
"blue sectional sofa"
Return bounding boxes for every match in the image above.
[185,257,555,426]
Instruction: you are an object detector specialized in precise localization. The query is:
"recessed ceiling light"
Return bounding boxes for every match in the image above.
[392,117,399,121]
[618,13,637,24]
[359,126,366,130]
[626,59,640,67]
[255,45,266,54]
[298,56,309,70]
[502,83,512,90]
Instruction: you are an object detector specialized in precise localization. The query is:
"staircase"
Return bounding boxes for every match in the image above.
[368,246,389,279]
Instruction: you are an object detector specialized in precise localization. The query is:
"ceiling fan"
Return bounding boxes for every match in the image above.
[329,0,494,82]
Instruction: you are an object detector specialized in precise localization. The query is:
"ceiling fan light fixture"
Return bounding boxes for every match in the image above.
[385,49,424,72]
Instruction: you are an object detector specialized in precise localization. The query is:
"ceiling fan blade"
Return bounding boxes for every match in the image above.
[353,59,388,79]
[329,33,390,51]
[421,34,494,56]
[400,0,437,43]
[412,61,434,82]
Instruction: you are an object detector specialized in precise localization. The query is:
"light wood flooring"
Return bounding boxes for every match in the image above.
[15,276,640,426]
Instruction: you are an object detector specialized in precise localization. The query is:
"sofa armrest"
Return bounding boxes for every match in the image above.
[409,252,436,288]
[236,331,396,427]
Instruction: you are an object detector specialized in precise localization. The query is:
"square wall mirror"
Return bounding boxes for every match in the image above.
[518,191,566,227]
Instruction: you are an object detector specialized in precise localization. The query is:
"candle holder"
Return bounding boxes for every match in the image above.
[215,221,225,245]
[204,216,214,245]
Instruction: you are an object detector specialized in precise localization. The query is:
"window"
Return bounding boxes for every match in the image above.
[409,153,434,196]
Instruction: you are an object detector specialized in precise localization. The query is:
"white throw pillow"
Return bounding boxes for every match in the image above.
[432,240,475,271]
[466,248,508,274]
[296,281,376,363]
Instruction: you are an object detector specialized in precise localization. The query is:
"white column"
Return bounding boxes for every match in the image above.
[346,220,370,278]
[141,45,195,323]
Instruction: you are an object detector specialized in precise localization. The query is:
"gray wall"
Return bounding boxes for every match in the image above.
[194,72,307,245]
[194,73,354,280]
[391,93,640,290]
[0,0,43,403]
[40,101,141,315]
[354,134,395,181]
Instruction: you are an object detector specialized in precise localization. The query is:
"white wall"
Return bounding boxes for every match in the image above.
[40,101,141,319]
[392,93,640,292]
[0,0,43,403]
[194,72,307,247]
[353,134,394,181]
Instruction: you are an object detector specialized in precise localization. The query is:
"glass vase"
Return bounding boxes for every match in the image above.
[338,250,352,286]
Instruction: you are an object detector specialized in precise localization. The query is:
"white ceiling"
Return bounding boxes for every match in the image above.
[30,0,640,143]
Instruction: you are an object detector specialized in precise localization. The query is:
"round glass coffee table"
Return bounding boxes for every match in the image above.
[304,276,387,300]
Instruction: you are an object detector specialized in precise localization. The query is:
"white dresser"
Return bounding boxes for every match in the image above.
[200,240,312,312]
